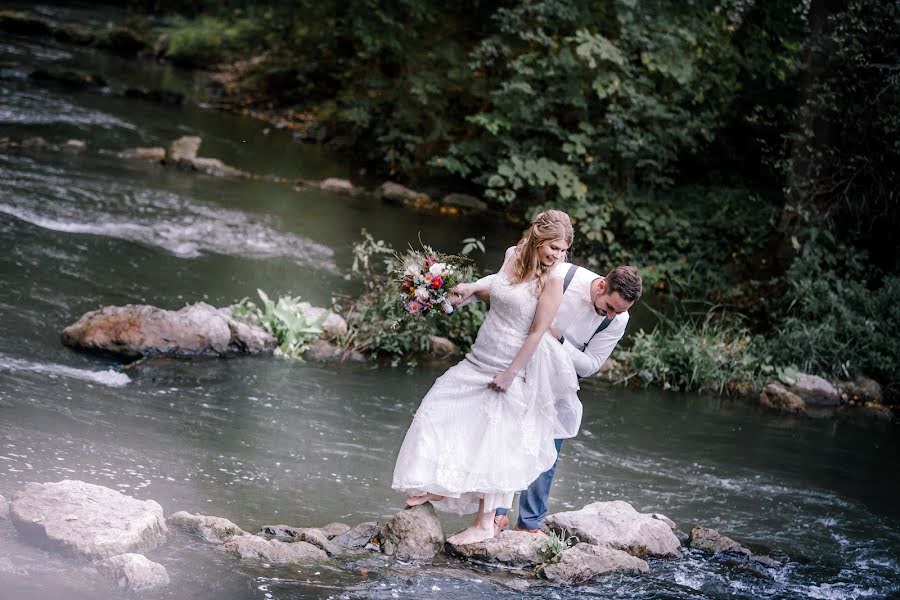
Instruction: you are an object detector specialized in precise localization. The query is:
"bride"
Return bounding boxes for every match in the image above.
[391,209,582,545]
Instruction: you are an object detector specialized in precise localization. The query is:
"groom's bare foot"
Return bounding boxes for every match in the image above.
[446,521,494,545]
[405,493,444,507]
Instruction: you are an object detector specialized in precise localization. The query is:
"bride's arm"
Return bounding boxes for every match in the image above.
[451,246,516,307]
[488,274,565,392]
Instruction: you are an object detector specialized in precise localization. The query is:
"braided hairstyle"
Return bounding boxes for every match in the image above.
[510,209,574,295]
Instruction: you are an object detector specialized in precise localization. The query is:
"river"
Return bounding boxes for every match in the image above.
[1,6,898,600]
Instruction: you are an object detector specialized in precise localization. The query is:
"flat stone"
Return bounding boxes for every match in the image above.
[788,373,840,406]
[9,480,167,560]
[257,524,340,556]
[687,526,751,555]
[118,147,166,161]
[320,178,355,193]
[63,139,87,152]
[94,553,169,592]
[448,530,549,567]
[759,381,806,414]
[223,534,327,564]
[320,522,351,537]
[331,521,378,550]
[541,543,649,584]
[441,193,487,211]
[545,500,681,558]
[168,511,247,543]
[377,503,444,561]
[61,303,276,358]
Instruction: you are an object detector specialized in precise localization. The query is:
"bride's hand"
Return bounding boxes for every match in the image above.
[449,283,473,307]
[488,370,515,392]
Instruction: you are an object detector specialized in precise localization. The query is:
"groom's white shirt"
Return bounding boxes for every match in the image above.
[468,262,629,378]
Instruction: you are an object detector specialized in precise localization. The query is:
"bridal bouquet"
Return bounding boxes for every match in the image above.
[394,246,470,317]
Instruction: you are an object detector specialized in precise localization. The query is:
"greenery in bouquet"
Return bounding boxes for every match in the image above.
[337,231,486,367]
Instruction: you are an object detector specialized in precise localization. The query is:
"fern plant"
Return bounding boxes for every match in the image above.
[232,289,325,359]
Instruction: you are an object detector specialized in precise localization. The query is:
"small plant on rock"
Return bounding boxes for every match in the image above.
[232,289,325,359]
[541,528,579,560]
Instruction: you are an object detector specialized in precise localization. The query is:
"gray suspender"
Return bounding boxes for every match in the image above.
[562,264,614,351]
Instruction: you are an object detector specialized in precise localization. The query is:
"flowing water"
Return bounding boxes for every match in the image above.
[1,7,898,600]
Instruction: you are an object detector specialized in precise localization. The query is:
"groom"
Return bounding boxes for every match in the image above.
[452,263,642,534]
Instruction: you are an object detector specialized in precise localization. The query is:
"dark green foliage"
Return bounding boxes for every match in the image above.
[764,232,900,402]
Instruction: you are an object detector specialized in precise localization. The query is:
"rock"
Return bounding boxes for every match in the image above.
[63,139,87,153]
[331,521,379,550]
[320,178,355,194]
[257,525,340,556]
[223,534,327,564]
[0,11,52,35]
[21,137,51,149]
[839,377,883,404]
[428,335,457,358]
[842,401,895,423]
[124,87,185,106]
[377,503,444,561]
[759,381,806,414]
[29,69,106,89]
[376,182,435,209]
[167,136,201,162]
[448,530,549,567]
[168,511,247,544]
[751,554,782,568]
[441,193,487,212]
[652,513,677,530]
[545,501,681,559]
[303,340,365,363]
[165,136,246,178]
[320,522,351,537]
[295,302,348,338]
[94,553,169,592]
[52,24,95,45]
[61,303,276,359]
[9,480,167,560]
[95,27,147,56]
[687,526,751,555]
[118,147,166,162]
[541,543,649,584]
[0,494,8,519]
[788,373,840,407]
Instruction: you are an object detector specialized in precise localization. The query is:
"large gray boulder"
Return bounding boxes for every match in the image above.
[541,543,649,584]
[9,480,167,560]
[788,373,840,407]
[61,303,276,358]
[94,553,170,592]
[545,501,681,559]
[377,503,444,561]
[687,526,751,555]
[759,381,806,414]
[223,534,327,564]
[168,511,247,544]
[448,530,549,567]
[331,521,378,551]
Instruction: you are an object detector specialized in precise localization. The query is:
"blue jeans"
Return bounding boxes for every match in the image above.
[496,438,563,529]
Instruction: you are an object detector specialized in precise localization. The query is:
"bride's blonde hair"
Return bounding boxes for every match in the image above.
[510,209,574,294]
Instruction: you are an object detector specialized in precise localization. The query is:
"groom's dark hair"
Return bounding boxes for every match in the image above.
[605,266,642,302]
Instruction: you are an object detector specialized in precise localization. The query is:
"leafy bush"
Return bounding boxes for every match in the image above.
[623,310,760,395]
[335,231,485,367]
[232,290,325,359]
[764,234,900,402]
[164,16,263,67]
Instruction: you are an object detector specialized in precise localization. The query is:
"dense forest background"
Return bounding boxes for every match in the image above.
[120,0,898,399]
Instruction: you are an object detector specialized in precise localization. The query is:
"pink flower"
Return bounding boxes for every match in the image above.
[430,275,443,289]
[423,255,436,268]
[406,300,423,315]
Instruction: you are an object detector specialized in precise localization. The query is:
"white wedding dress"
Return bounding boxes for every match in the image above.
[391,265,581,515]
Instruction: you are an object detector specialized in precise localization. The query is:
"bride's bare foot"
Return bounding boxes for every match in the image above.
[446,521,494,545]
[405,493,444,507]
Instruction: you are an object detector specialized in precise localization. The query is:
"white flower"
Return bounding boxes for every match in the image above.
[415,286,430,302]
[429,262,446,276]
[404,264,421,278]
